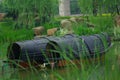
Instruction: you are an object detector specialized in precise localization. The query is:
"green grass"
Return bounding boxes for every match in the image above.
[0,16,120,80]
[0,22,34,42]
[105,42,120,80]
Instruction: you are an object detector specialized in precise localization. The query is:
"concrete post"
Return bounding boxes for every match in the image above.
[59,0,70,16]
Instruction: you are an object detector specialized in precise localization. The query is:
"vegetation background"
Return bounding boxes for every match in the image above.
[0,0,120,80]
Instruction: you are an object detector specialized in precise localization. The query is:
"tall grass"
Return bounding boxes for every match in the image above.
[0,22,33,42]
[0,16,120,80]
[0,0,120,79]
[1,42,119,80]
[1,0,57,28]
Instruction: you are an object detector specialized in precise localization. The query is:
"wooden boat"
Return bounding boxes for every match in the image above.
[7,33,111,68]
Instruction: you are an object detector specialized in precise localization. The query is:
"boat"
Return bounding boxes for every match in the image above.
[7,33,111,68]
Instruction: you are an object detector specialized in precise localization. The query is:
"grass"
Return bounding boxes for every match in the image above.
[0,16,120,80]
[0,22,34,42]
[105,42,120,80]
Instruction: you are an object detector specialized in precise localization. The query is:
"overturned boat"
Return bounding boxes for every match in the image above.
[7,33,111,68]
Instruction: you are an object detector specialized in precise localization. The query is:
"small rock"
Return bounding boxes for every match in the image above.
[32,26,44,36]
[61,19,72,30]
[47,28,58,36]
[69,17,77,23]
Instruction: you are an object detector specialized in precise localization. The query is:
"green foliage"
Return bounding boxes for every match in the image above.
[78,0,120,15]
[0,22,33,42]
[73,24,99,35]
[0,1,120,80]
[0,16,116,42]
[78,0,93,14]
[89,16,114,33]
[0,16,120,80]
[2,0,57,28]
[98,0,120,14]
[0,2,6,13]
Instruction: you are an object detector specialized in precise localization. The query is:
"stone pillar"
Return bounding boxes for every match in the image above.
[59,0,70,16]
